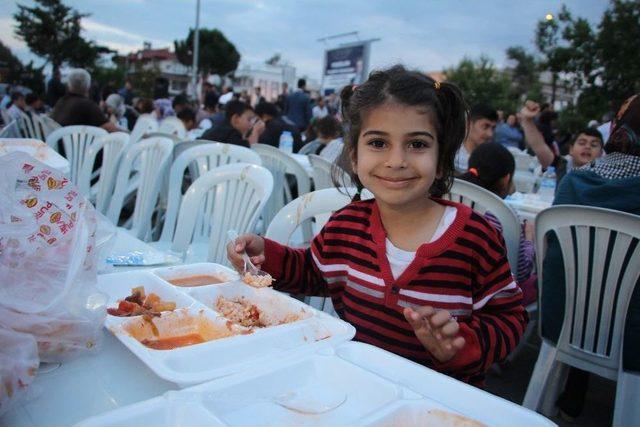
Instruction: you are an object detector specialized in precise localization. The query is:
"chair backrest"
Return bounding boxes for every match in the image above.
[171,163,273,265]
[129,114,158,144]
[14,111,47,141]
[265,187,354,244]
[78,132,130,213]
[309,153,353,190]
[158,116,186,139]
[45,125,108,183]
[146,131,182,144]
[252,144,290,230]
[160,143,262,243]
[536,205,640,380]
[0,108,12,126]
[443,178,520,275]
[106,136,173,240]
[298,140,321,155]
[0,121,20,138]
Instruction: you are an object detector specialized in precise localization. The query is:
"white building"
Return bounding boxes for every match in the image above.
[232,61,296,102]
[125,44,191,96]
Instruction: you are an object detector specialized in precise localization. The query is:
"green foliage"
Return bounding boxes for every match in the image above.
[597,0,640,108]
[14,0,110,71]
[0,41,45,94]
[127,64,162,98]
[533,0,640,133]
[445,56,517,113]
[506,46,541,104]
[174,28,240,76]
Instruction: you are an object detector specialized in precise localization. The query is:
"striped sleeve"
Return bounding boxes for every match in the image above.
[433,213,528,376]
[262,235,329,297]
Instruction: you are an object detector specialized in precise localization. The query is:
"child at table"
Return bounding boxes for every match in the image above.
[227,65,527,387]
[459,142,537,306]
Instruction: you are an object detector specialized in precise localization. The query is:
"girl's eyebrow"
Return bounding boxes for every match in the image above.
[362,130,435,140]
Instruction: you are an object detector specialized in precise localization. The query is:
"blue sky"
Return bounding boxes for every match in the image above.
[1,0,609,79]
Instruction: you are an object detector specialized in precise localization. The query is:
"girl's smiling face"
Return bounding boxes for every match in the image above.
[353,101,440,210]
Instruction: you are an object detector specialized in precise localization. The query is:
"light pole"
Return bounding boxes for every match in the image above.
[191,0,201,101]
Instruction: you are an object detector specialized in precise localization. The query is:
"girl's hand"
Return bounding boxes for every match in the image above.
[403,306,466,363]
[524,219,535,242]
[226,233,266,272]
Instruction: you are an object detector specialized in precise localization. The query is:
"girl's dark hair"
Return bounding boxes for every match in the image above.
[334,65,468,198]
[459,142,515,196]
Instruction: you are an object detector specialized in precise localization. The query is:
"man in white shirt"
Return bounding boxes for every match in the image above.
[454,104,498,173]
[312,96,329,119]
[7,92,26,121]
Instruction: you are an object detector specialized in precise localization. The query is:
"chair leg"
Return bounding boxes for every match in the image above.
[523,341,561,412]
[613,370,640,427]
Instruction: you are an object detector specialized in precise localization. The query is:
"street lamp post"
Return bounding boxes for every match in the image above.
[191,0,201,101]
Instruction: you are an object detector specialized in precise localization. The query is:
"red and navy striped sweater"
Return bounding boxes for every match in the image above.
[262,198,527,387]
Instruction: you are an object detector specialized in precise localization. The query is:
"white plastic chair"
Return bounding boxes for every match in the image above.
[298,140,321,155]
[129,114,158,144]
[77,132,129,214]
[444,178,520,275]
[9,111,59,141]
[158,116,186,139]
[106,136,173,240]
[45,125,108,184]
[252,144,291,232]
[523,205,640,427]
[159,143,262,245]
[266,187,357,316]
[308,154,352,190]
[170,163,273,265]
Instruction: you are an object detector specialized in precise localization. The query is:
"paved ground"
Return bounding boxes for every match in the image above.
[484,336,616,427]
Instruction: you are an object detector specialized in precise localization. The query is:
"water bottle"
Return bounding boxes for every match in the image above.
[537,166,556,200]
[279,131,294,154]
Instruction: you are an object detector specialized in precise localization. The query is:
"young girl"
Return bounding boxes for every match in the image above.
[459,142,537,306]
[228,65,527,387]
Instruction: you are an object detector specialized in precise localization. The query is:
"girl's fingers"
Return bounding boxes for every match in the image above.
[430,310,454,328]
[452,336,466,351]
[440,319,460,337]
[251,255,265,265]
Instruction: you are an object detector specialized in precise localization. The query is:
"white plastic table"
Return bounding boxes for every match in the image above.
[0,332,177,427]
[506,193,553,223]
[0,139,70,175]
[99,228,180,274]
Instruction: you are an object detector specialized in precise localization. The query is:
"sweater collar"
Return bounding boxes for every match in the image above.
[368,197,471,258]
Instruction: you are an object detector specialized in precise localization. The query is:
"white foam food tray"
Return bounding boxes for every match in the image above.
[152,262,239,291]
[75,342,555,427]
[96,264,356,387]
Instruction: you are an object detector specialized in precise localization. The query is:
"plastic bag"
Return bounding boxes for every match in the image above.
[0,152,110,362]
[0,328,39,416]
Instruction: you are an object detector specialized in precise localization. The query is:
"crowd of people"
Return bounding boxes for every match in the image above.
[2,63,638,422]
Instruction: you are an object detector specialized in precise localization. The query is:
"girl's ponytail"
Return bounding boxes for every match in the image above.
[430,81,468,197]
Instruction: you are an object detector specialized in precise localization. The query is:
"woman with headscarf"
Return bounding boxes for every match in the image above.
[541,94,640,420]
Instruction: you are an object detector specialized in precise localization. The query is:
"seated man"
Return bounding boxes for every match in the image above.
[454,104,498,173]
[50,68,119,132]
[254,102,303,152]
[200,100,264,148]
[7,92,26,121]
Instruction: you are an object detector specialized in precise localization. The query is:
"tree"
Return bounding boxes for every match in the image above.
[14,0,109,72]
[505,46,543,103]
[596,0,640,108]
[533,0,640,132]
[0,41,45,94]
[174,28,240,77]
[445,56,517,112]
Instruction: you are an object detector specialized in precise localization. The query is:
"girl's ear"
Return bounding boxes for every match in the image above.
[350,146,358,174]
[500,174,513,197]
